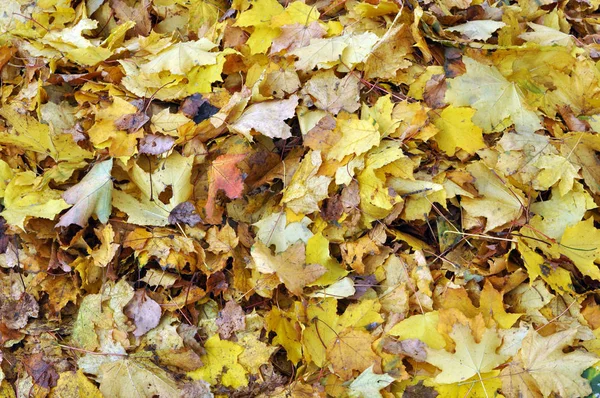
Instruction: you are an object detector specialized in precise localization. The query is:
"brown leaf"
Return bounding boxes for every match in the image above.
[271,22,325,53]
[321,194,343,222]
[23,353,59,389]
[382,337,427,361]
[168,201,202,226]
[114,111,150,133]
[124,289,162,337]
[1,292,39,329]
[558,105,591,132]
[0,217,8,254]
[111,0,151,36]
[180,94,220,123]
[156,348,204,371]
[216,300,246,339]
[180,380,213,398]
[404,380,439,398]
[423,74,447,109]
[206,271,229,295]
[139,134,175,155]
[0,46,16,72]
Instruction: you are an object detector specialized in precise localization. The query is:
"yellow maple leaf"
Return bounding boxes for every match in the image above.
[306,232,348,286]
[1,171,69,230]
[425,323,507,384]
[327,115,381,161]
[445,57,541,134]
[234,0,284,54]
[56,159,113,228]
[559,217,600,280]
[461,161,525,232]
[388,311,446,350]
[282,150,332,215]
[428,370,503,398]
[433,106,485,156]
[327,328,379,380]
[99,356,181,397]
[501,328,598,397]
[265,303,304,364]
[188,334,247,388]
[87,97,143,160]
[250,241,326,295]
[50,370,102,398]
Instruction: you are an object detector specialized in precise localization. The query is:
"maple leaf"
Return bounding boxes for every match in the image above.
[328,116,381,161]
[425,323,507,384]
[327,328,380,380]
[560,132,600,195]
[113,153,194,226]
[56,159,113,228]
[206,153,246,222]
[265,303,304,364]
[501,328,598,397]
[140,39,218,75]
[51,370,103,397]
[461,161,525,232]
[290,32,379,71]
[433,106,485,156]
[446,20,505,41]
[348,365,395,398]
[233,0,285,54]
[445,57,542,134]
[389,311,446,350]
[253,212,313,253]
[188,334,247,388]
[251,241,325,295]
[282,150,332,215]
[519,23,573,46]
[559,217,600,280]
[301,71,361,115]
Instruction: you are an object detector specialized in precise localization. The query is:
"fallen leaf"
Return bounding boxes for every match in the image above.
[168,201,202,226]
[445,57,541,134]
[1,292,39,330]
[206,153,246,222]
[216,300,246,339]
[124,289,162,337]
[188,334,247,388]
[230,95,299,140]
[56,159,113,228]
[502,328,598,397]
[98,356,181,398]
[425,323,507,384]
[251,241,325,295]
[348,365,395,398]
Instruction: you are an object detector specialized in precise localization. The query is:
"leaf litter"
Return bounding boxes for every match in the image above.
[1,0,600,396]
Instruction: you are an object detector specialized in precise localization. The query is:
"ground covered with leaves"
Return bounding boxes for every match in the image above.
[3,0,600,396]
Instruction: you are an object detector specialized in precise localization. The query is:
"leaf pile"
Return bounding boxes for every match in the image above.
[2,0,600,396]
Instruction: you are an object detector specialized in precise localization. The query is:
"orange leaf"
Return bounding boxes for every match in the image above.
[206,153,246,222]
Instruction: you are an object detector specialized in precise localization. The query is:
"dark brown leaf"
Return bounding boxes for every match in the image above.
[404,380,439,398]
[23,353,59,389]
